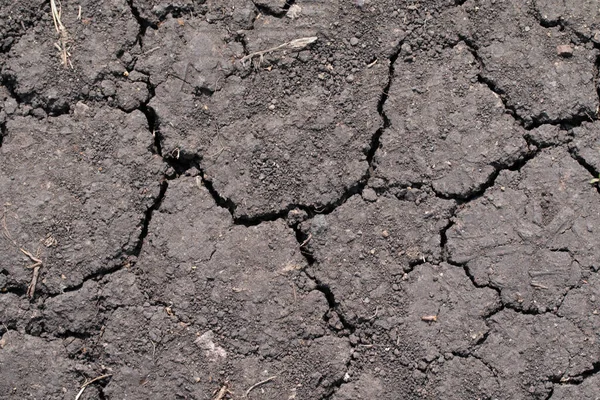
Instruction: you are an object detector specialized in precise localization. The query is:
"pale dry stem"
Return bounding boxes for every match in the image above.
[239,37,318,68]
[50,0,72,68]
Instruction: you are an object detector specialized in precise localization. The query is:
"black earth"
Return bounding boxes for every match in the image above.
[1,1,600,399]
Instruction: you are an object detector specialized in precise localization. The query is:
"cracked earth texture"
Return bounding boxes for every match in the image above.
[1,0,599,399]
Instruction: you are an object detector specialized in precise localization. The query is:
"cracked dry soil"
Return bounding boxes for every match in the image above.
[1,0,600,399]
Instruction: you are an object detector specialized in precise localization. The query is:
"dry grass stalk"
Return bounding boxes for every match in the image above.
[50,0,72,68]
[240,37,318,68]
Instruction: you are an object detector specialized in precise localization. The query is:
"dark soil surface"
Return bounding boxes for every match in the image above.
[1,0,600,399]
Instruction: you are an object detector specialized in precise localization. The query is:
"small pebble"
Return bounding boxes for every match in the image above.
[350,37,359,46]
[346,74,355,83]
[556,44,573,57]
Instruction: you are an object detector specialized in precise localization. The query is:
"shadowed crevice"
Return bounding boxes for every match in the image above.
[251,0,295,18]
[433,146,540,202]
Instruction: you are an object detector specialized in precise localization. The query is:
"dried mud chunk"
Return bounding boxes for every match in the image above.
[535,0,600,39]
[525,124,567,147]
[201,65,384,218]
[101,306,194,398]
[330,262,499,398]
[158,58,386,218]
[570,121,600,174]
[253,0,288,13]
[3,0,138,111]
[423,357,500,399]
[42,281,100,335]
[103,306,350,399]
[0,293,32,333]
[377,43,530,198]
[447,147,600,312]
[245,0,405,61]
[116,81,150,112]
[0,108,163,295]
[400,263,499,357]
[41,269,143,336]
[476,310,599,398]
[245,1,339,56]
[137,179,324,340]
[301,194,454,321]
[99,268,146,308]
[552,374,600,399]
[137,16,240,90]
[102,180,350,398]
[142,6,390,218]
[455,0,598,126]
[139,16,242,157]
[558,273,600,337]
[0,331,79,399]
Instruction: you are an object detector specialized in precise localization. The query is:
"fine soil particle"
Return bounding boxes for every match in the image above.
[2,1,600,399]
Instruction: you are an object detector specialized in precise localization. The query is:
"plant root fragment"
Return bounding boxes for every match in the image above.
[74,374,112,400]
[245,376,276,398]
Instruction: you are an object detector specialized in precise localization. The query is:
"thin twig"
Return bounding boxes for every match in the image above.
[245,376,276,398]
[143,46,161,55]
[530,282,549,289]
[74,374,112,400]
[20,248,43,299]
[366,59,378,68]
[299,234,312,248]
